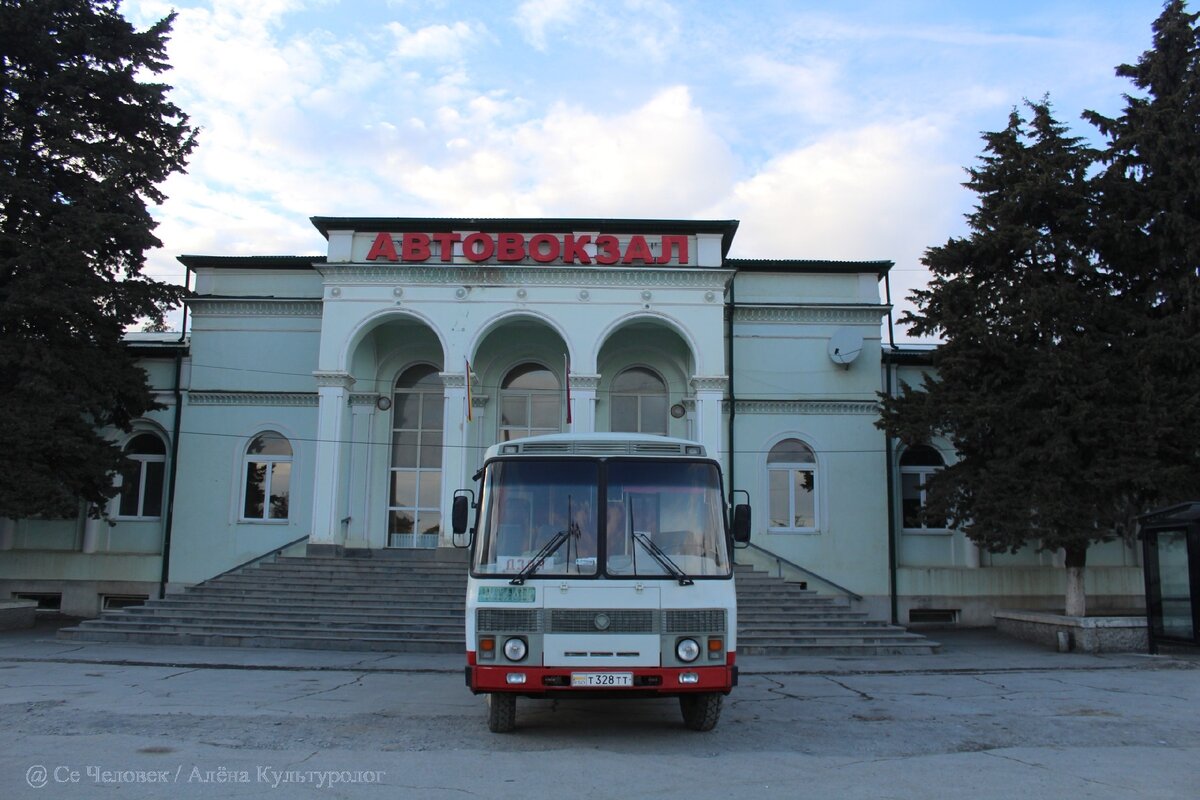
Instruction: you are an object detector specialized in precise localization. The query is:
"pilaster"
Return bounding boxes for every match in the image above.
[309,371,355,547]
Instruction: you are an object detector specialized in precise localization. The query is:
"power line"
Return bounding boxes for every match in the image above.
[168,426,892,457]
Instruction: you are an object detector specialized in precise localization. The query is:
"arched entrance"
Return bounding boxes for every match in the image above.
[596,320,696,440]
[469,316,571,462]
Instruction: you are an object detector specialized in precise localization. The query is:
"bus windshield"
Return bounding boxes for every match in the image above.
[472,459,731,579]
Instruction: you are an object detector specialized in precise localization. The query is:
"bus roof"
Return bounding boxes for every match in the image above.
[482,433,708,461]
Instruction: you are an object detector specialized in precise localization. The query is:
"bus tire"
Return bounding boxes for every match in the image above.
[486,693,516,733]
[679,692,722,731]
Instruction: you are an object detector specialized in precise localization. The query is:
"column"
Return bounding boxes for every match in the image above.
[440,369,470,547]
[964,539,981,568]
[569,373,600,434]
[82,512,104,554]
[309,371,355,550]
[691,375,728,469]
[344,395,376,550]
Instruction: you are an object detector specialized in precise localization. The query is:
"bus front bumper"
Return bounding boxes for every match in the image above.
[466,662,738,695]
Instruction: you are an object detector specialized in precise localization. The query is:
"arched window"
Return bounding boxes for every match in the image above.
[611,367,668,435]
[499,363,560,442]
[767,439,818,532]
[117,433,166,518]
[388,365,443,547]
[242,432,292,521]
[900,445,946,531]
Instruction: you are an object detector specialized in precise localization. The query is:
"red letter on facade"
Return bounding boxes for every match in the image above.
[365,232,399,262]
[432,232,461,262]
[497,232,526,262]
[622,234,654,264]
[595,235,620,265]
[657,235,689,265]
[402,232,431,262]
[562,234,592,264]
[463,232,495,262]
[529,234,561,263]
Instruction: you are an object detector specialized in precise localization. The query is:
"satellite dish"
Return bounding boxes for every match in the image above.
[827,327,863,368]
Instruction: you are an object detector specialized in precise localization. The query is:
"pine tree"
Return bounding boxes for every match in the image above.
[1084,0,1200,515]
[879,101,1129,616]
[0,0,196,519]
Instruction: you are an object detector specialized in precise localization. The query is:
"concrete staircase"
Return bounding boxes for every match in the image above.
[735,564,940,656]
[58,550,468,653]
[59,554,938,657]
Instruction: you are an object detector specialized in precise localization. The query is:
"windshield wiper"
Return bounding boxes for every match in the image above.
[510,529,570,585]
[633,532,694,586]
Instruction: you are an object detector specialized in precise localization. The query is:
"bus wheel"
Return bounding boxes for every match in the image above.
[679,692,722,731]
[487,693,517,733]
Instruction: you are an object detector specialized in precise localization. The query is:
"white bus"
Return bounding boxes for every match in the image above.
[453,433,751,732]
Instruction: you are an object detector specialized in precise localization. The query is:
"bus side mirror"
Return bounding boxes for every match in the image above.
[731,504,751,544]
[452,494,470,535]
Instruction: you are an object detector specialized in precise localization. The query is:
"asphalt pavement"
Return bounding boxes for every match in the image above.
[1,616,1192,676]
[1,618,1197,800]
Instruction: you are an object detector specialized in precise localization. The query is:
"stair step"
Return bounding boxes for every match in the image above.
[149,599,464,613]
[57,552,938,657]
[71,619,462,636]
[109,612,465,630]
[739,642,940,656]
[58,627,462,653]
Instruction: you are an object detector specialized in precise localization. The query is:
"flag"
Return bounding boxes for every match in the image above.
[564,353,572,425]
[465,358,473,422]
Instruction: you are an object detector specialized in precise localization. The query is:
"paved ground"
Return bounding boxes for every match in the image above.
[1,619,1197,799]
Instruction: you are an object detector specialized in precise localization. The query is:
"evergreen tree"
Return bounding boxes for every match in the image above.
[879,101,1129,616]
[0,1,196,519]
[1084,0,1200,514]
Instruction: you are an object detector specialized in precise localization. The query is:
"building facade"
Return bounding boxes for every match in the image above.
[0,217,1145,623]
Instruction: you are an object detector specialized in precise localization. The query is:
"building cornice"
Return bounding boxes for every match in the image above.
[313,371,356,389]
[691,376,729,393]
[568,373,601,391]
[187,298,323,317]
[733,304,888,325]
[317,265,732,290]
[188,392,318,407]
[734,399,880,416]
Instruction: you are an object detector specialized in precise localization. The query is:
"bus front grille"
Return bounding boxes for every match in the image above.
[477,609,543,632]
[663,609,726,632]
[548,609,657,633]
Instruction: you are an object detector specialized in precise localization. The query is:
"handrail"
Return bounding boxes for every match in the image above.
[200,534,310,585]
[739,541,863,602]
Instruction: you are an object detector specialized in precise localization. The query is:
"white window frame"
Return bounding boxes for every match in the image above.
[113,433,166,520]
[766,438,819,534]
[900,445,949,534]
[387,363,444,547]
[498,362,561,442]
[610,366,669,435]
[240,432,292,523]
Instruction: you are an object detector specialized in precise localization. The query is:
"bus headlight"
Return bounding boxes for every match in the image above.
[676,638,701,663]
[503,637,528,662]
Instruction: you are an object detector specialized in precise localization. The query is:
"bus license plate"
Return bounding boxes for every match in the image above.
[571,672,633,688]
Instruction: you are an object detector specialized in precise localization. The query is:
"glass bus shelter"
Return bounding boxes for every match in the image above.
[1139,502,1200,654]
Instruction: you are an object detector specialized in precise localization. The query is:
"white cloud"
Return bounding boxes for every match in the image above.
[397,85,734,218]
[737,54,845,122]
[513,0,679,61]
[514,0,584,51]
[719,119,960,259]
[711,118,967,339]
[387,21,487,61]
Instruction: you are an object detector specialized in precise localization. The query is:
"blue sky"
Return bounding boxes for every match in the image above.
[123,0,1173,338]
